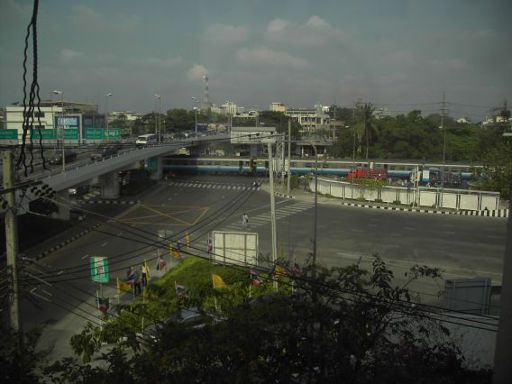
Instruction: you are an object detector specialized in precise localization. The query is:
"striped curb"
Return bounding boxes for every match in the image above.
[36,223,102,260]
[275,192,295,199]
[78,199,140,205]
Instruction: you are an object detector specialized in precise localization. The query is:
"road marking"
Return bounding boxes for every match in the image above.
[403,226,415,230]
[81,254,89,260]
[101,241,108,247]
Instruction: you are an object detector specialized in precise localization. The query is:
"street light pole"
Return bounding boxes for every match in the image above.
[192,97,199,134]
[53,90,65,172]
[105,92,112,142]
[154,94,161,143]
[287,119,291,195]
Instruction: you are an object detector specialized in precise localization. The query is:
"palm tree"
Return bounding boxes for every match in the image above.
[354,102,375,160]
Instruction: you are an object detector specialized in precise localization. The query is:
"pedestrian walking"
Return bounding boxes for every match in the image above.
[134,268,142,295]
[141,263,148,287]
[241,213,249,229]
[207,239,213,257]
[156,255,167,272]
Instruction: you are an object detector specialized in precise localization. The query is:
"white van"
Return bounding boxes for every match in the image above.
[135,134,157,146]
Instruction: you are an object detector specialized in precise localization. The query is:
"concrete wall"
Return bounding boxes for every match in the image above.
[311,178,500,211]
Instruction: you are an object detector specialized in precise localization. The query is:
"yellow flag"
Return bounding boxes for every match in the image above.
[212,274,227,289]
[144,260,151,280]
[171,247,181,259]
[117,277,132,294]
[185,233,191,247]
[274,265,286,277]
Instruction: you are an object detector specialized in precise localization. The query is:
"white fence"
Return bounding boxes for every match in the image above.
[311,178,500,211]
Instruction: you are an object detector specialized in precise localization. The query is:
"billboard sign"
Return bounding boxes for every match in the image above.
[55,115,80,129]
[211,231,258,266]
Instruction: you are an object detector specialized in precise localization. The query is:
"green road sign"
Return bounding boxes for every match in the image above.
[85,128,121,140]
[105,128,121,139]
[0,129,18,140]
[85,128,104,140]
[31,129,56,140]
[29,129,79,140]
[90,256,109,283]
[64,129,79,140]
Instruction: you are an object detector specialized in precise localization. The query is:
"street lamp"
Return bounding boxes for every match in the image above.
[154,94,161,143]
[105,92,112,142]
[192,97,199,134]
[52,90,65,172]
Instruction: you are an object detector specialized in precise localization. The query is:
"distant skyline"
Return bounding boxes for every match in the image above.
[1,0,511,121]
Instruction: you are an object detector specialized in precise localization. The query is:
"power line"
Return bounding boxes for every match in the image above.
[35,182,259,277]
[28,189,502,328]
[24,224,498,331]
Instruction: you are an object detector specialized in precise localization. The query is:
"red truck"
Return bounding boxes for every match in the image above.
[346,168,387,181]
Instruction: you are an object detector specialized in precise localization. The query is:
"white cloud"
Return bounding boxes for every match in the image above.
[71,5,139,33]
[204,23,248,44]
[58,49,86,64]
[236,46,309,69]
[129,56,183,69]
[187,64,208,81]
[265,15,346,47]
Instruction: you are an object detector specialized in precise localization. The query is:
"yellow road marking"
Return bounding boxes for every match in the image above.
[192,207,209,225]
[140,204,192,225]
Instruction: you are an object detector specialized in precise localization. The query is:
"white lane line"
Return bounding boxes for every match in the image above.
[81,254,89,259]
[403,226,415,230]
[101,241,108,247]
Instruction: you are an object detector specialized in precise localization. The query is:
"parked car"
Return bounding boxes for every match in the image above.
[48,150,77,165]
[90,144,121,161]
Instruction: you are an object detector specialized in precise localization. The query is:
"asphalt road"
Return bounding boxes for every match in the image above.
[14,174,507,360]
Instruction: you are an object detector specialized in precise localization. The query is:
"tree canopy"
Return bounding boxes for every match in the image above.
[31,257,492,384]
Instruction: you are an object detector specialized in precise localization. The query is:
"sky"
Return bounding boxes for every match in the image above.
[1,0,511,121]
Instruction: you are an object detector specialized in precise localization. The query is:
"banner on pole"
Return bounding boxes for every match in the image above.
[90,256,109,283]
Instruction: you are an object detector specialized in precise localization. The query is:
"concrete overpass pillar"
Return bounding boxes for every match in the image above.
[149,156,163,180]
[99,172,120,199]
[52,190,70,220]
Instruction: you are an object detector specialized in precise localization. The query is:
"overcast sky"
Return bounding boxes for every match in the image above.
[1,0,511,120]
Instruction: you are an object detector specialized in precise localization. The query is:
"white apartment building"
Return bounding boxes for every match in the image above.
[285,104,330,134]
[3,105,62,143]
[109,111,141,122]
[270,102,287,113]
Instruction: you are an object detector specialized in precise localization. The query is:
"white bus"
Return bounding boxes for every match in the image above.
[135,134,157,146]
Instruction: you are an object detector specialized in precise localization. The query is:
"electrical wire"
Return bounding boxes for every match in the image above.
[22,220,499,332]
[24,189,502,328]
[26,182,259,277]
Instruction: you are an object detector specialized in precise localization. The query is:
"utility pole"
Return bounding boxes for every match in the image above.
[2,151,21,332]
[493,193,512,384]
[312,144,318,271]
[440,92,447,207]
[265,140,278,290]
[287,119,291,195]
[493,127,512,383]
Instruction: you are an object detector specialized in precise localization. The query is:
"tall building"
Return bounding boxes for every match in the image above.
[285,105,330,134]
[3,101,106,144]
[270,102,287,113]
